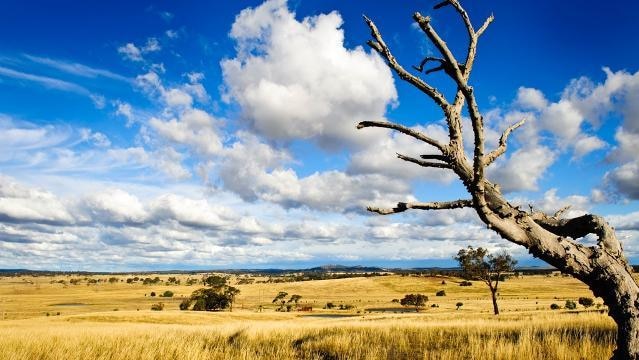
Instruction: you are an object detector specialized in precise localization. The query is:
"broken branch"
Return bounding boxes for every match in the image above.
[484,118,526,166]
[368,199,473,215]
[357,120,446,151]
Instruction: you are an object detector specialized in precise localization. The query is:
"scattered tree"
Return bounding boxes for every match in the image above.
[400,294,428,312]
[272,291,288,311]
[550,303,561,310]
[459,281,472,287]
[225,286,241,312]
[436,290,446,297]
[456,302,463,310]
[203,275,227,289]
[150,291,156,297]
[565,300,577,310]
[162,290,174,298]
[358,1,638,357]
[455,247,516,315]
[150,303,164,311]
[288,294,303,309]
[579,297,595,308]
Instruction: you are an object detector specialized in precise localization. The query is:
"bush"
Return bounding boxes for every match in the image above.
[391,299,399,303]
[550,303,561,310]
[162,290,174,298]
[578,297,595,308]
[324,302,336,309]
[150,291,156,297]
[179,298,191,310]
[436,290,446,296]
[565,300,577,310]
[459,281,473,286]
[150,303,164,311]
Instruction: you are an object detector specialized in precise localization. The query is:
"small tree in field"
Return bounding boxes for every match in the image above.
[455,246,516,315]
[579,297,595,308]
[400,294,428,312]
[272,291,288,311]
[456,302,463,310]
[288,294,303,309]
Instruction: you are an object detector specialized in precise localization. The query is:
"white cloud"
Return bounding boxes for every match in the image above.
[118,43,143,62]
[572,135,606,159]
[82,188,147,224]
[516,87,548,110]
[221,0,397,150]
[0,175,75,224]
[149,109,223,156]
[488,146,556,192]
[142,37,161,53]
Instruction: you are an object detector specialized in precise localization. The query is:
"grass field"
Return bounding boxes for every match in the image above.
[0,273,617,359]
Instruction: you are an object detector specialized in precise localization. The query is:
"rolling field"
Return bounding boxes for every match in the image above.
[0,273,617,359]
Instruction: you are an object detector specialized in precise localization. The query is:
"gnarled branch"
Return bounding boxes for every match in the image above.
[363,15,449,109]
[368,199,473,215]
[484,118,526,166]
[356,120,446,151]
[397,153,451,169]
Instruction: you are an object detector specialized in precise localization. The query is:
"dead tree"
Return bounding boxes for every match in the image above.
[358,1,639,358]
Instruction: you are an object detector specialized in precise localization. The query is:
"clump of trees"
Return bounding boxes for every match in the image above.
[455,247,516,315]
[400,294,428,312]
[272,292,302,312]
[180,275,240,312]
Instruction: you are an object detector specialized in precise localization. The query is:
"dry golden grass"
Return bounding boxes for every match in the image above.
[0,273,616,359]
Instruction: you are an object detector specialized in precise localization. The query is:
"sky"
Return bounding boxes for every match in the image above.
[0,0,638,271]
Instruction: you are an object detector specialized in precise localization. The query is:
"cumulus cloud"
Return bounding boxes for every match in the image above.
[221,0,396,150]
[0,175,75,224]
[488,146,556,192]
[118,43,143,62]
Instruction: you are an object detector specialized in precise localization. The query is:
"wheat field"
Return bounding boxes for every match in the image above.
[0,273,617,359]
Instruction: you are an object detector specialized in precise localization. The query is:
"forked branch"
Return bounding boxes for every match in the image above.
[368,199,473,215]
[357,120,446,151]
[484,118,526,166]
[397,153,451,169]
[363,15,450,109]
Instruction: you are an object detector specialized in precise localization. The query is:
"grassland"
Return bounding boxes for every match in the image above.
[0,273,616,359]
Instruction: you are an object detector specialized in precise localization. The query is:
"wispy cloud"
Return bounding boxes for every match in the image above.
[0,65,109,108]
[23,54,129,82]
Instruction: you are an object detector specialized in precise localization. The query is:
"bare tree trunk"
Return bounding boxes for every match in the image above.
[359,1,639,357]
[490,289,499,315]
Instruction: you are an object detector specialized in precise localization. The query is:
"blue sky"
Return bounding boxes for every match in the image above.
[0,0,638,271]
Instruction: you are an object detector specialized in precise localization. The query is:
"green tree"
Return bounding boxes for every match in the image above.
[288,294,303,309]
[203,275,227,289]
[455,246,516,315]
[225,286,241,312]
[400,294,428,312]
[272,291,288,311]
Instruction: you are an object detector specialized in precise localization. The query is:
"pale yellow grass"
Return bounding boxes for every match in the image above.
[0,311,614,359]
[0,273,618,359]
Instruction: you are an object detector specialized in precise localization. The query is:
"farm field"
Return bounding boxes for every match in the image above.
[0,274,616,359]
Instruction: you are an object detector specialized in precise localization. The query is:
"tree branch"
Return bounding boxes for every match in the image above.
[420,154,448,162]
[484,118,526,166]
[363,15,449,109]
[532,213,625,257]
[368,199,473,215]
[476,14,495,37]
[397,153,451,169]
[357,120,446,151]
[413,12,465,88]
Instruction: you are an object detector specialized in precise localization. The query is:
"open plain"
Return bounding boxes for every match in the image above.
[0,273,616,359]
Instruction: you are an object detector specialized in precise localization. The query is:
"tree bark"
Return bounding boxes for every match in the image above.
[490,288,499,315]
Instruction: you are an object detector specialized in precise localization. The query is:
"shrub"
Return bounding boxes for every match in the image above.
[391,299,399,303]
[441,280,446,285]
[179,298,192,310]
[459,281,472,286]
[436,290,446,296]
[550,303,561,310]
[324,302,336,309]
[150,291,156,297]
[162,290,174,298]
[578,297,595,308]
[565,300,577,310]
[150,303,164,311]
